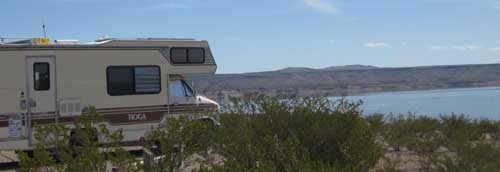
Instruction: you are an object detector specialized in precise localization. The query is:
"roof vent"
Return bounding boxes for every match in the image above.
[95,35,113,42]
[136,38,195,41]
[4,38,50,45]
[54,40,80,44]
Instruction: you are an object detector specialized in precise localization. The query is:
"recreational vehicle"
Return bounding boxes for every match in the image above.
[0,37,219,150]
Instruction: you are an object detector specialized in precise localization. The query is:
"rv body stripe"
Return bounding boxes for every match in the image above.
[97,107,215,114]
[0,104,217,127]
[96,103,214,111]
[0,137,25,142]
[0,107,214,123]
[0,121,7,128]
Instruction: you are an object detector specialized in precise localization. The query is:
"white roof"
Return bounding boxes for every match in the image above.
[0,37,209,48]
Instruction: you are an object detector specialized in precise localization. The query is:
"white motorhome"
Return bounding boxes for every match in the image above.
[0,37,219,150]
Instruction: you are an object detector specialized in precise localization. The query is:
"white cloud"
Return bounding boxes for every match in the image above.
[400,42,408,46]
[363,42,391,48]
[491,46,500,52]
[489,0,500,11]
[155,3,189,9]
[451,46,468,51]
[150,0,193,9]
[465,45,482,50]
[430,46,446,51]
[430,45,482,51]
[303,0,340,15]
[425,0,500,12]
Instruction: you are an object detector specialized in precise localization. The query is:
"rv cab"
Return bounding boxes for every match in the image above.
[169,78,195,105]
[169,78,219,107]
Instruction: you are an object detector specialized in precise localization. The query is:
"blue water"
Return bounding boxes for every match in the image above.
[331,87,500,119]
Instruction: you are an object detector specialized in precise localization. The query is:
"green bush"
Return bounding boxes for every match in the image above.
[439,114,480,150]
[206,96,383,171]
[379,113,500,172]
[145,95,382,172]
[436,143,500,172]
[20,96,500,172]
[145,115,216,172]
[17,106,141,172]
[476,119,500,136]
[383,114,442,152]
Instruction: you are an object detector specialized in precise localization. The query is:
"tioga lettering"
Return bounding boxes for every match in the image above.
[128,113,147,121]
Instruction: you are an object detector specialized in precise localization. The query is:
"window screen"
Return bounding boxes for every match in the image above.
[170,48,205,64]
[135,67,161,93]
[107,66,161,96]
[33,63,50,91]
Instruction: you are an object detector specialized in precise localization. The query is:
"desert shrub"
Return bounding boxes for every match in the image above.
[427,115,500,172]
[378,113,500,172]
[439,114,480,150]
[458,143,500,171]
[476,119,500,136]
[17,106,140,172]
[381,114,442,171]
[435,143,500,172]
[145,115,217,172]
[207,95,383,172]
[383,114,442,152]
[365,114,385,132]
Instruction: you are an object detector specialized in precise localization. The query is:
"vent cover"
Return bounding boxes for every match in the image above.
[59,98,82,116]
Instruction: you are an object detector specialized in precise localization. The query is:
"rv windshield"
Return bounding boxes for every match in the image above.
[170,80,194,97]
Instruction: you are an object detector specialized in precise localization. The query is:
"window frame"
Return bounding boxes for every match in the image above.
[181,80,195,97]
[169,47,206,64]
[33,62,51,91]
[106,65,162,96]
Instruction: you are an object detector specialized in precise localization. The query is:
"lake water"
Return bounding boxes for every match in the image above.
[331,87,500,119]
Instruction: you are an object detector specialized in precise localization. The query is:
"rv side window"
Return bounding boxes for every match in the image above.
[135,67,161,93]
[107,66,161,96]
[188,48,205,63]
[107,67,135,95]
[170,48,205,64]
[170,48,188,63]
[33,63,50,91]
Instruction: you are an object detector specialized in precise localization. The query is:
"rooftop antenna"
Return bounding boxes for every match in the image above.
[42,18,47,38]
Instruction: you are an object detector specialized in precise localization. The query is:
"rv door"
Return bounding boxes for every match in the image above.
[26,57,57,114]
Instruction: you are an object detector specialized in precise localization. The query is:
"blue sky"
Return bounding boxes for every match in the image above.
[1,0,500,73]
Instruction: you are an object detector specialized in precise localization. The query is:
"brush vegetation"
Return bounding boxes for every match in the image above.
[18,95,500,172]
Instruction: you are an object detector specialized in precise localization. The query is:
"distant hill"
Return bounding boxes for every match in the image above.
[192,63,500,100]
[275,65,378,73]
[276,67,315,73]
[319,65,379,71]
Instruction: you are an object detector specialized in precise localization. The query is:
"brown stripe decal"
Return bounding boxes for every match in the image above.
[0,104,217,128]
[0,121,7,128]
